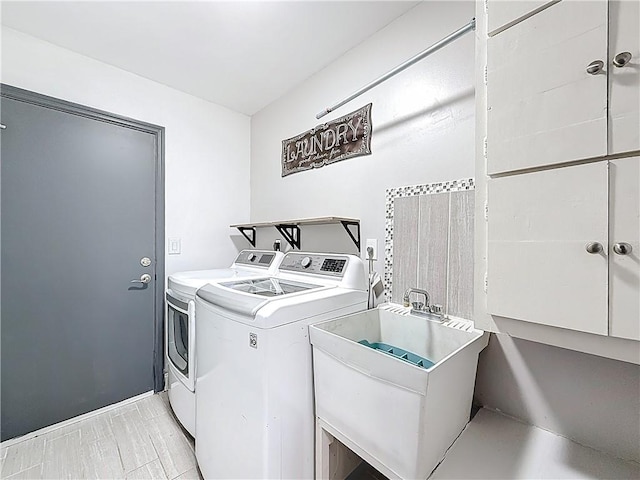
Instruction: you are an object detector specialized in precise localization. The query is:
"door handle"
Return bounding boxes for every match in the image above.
[131,273,152,285]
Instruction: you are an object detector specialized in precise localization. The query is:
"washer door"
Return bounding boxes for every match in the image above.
[166,294,195,391]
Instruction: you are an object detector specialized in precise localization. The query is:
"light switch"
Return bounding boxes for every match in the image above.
[168,237,181,255]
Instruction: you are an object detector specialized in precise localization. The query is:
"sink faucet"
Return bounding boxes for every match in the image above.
[403,287,444,320]
[403,288,430,310]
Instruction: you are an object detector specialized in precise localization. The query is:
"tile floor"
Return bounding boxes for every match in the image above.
[430,409,640,480]
[0,393,201,480]
[2,397,638,480]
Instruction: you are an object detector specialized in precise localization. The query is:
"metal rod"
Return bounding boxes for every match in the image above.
[315,18,476,119]
[0,124,6,129]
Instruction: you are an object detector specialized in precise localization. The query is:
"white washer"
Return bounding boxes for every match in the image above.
[165,249,283,436]
[194,252,368,479]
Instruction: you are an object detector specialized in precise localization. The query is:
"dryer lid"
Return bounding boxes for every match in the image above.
[169,268,252,296]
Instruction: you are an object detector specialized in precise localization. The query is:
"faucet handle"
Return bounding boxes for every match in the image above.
[429,304,443,315]
[412,301,425,311]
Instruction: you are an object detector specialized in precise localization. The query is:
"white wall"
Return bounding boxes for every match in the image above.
[1,27,251,275]
[250,1,476,269]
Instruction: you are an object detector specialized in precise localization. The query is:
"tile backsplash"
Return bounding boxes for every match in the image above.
[385,179,474,320]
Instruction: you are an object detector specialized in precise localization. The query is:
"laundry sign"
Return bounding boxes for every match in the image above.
[281,103,372,177]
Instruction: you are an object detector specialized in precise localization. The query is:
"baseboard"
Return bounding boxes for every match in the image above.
[0,390,155,448]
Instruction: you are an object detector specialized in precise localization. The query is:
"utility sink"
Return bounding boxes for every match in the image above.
[309,305,488,480]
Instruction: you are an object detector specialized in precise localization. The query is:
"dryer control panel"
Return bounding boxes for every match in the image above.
[235,250,278,267]
[279,253,349,277]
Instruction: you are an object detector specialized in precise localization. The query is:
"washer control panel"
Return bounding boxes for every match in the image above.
[235,250,278,267]
[279,253,349,277]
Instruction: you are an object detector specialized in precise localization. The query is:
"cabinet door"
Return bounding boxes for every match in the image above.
[609,157,640,340]
[487,0,557,36]
[608,0,640,154]
[487,0,608,175]
[487,162,608,335]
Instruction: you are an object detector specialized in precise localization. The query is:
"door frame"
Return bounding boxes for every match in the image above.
[1,83,166,392]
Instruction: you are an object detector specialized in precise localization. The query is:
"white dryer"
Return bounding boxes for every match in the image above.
[194,252,368,479]
[165,250,283,436]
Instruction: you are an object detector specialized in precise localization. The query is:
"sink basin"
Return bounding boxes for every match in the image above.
[309,305,488,480]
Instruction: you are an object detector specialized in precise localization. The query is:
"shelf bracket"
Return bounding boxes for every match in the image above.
[275,224,301,250]
[341,221,361,250]
[236,226,256,247]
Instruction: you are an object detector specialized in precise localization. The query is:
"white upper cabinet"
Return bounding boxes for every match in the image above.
[487,0,639,175]
[478,0,640,357]
[487,162,609,335]
[608,0,640,155]
[609,158,640,341]
[487,157,640,340]
[487,0,608,175]
[487,0,557,36]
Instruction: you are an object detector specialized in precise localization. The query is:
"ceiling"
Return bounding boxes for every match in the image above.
[1,1,420,115]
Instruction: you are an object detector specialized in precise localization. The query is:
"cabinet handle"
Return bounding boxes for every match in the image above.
[613,242,632,255]
[586,60,604,75]
[613,52,632,68]
[585,242,603,254]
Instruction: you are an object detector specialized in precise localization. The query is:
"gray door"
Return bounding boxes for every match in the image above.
[1,86,164,441]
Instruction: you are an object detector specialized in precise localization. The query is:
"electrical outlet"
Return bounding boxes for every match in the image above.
[365,238,378,260]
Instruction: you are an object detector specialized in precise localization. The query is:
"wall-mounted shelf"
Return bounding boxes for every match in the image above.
[230,216,361,250]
